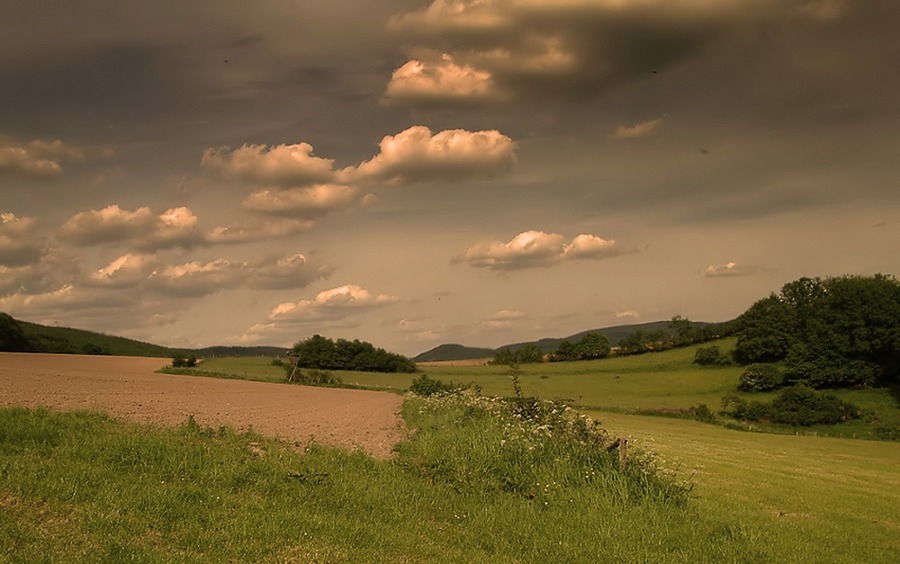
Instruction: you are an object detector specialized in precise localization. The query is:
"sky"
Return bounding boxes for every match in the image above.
[1,0,898,356]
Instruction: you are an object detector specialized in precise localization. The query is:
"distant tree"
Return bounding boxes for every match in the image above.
[516,343,545,364]
[0,313,30,352]
[693,345,731,366]
[574,332,611,360]
[669,315,701,347]
[550,340,578,362]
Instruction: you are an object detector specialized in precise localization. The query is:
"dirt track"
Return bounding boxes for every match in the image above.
[0,352,406,459]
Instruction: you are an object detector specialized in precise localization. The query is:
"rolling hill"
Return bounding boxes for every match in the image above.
[414,320,726,362]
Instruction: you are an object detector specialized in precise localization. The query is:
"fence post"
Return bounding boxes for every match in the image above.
[619,436,628,470]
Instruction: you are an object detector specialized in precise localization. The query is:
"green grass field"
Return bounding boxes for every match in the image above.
[56,342,885,560]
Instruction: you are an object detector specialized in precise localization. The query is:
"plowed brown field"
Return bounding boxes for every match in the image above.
[0,352,406,459]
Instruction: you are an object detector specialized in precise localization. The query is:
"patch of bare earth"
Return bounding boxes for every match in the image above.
[0,352,406,459]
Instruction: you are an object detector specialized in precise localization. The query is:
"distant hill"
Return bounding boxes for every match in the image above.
[500,321,703,352]
[16,319,179,357]
[413,344,496,363]
[414,320,726,361]
[2,314,287,358]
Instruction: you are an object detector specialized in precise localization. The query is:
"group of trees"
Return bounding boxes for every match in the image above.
[492,332,612,365]
[618,317,734,356]
[549,332,611,362]
[292,334,416,373]
[734,274,900,388]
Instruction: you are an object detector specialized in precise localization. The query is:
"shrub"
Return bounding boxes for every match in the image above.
[723,386,860,426]
[694,345,731,366]
[688,403,716,423]
[769,385,860,426]
[738,364,785,392]
[172,354,198,368]
[288,368,341,386]
[409,374,462,397]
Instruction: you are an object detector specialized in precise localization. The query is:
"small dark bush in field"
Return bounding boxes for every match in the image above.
[738,364,785,392]
[688,403,716,423]
[873,423,899,441]
[409,374,463,397]
[722,386,860,426]
[770,385,860,426]
[694,346,732,366]
[172,354,198,368]
[288,368,341,386]
[270,357,284,367]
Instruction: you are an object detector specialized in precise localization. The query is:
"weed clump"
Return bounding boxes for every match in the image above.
[398,390,687,506]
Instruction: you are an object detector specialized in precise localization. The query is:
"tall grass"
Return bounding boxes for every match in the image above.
[1,403,766,562]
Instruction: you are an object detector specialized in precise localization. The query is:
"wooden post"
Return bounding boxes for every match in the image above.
[618,436,628,470]
[287,353,300,383]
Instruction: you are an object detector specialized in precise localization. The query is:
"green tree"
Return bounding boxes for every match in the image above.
[733,294,796,364]
[574,332,611,360]
[516,343,545,364]
[0,312,30,352]
[551,340,578,362]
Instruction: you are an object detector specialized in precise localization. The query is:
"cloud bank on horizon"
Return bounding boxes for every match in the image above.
[0,0,897,354]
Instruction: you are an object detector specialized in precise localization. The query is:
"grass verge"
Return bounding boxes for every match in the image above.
[3,398,768,563]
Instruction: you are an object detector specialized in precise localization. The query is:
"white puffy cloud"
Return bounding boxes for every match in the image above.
[58,205,204,250]
[235,284,400,343]
[383,54,505,105]
[563,234,623,260]
[350,126,517,184]
[270,284,399,322]
[0,138,88,178]
[242,184,359,217]
[456,230,631,271]
[386,0,831,105]
[613,118,663,140]
[704,261,759,278]
[0,212,49,267]
[201,142,337,187]
[456,230,565,270]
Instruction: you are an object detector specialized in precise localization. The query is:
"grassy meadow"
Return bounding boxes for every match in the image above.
[3,340,897,561]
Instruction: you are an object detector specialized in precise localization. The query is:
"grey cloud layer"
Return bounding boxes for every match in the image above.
[385,0,838,105]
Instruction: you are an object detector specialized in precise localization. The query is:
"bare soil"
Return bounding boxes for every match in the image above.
[0,352,406,459]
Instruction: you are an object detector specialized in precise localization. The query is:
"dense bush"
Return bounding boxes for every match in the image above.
[693,346,732,366]
[733,274,900,388]
[493,343,544,365]
[723,385,860,426]
[408,374,464,397]
[292,334,415,373]
[548,332,611,362]
[172,354,198,368]
[738,364,785,392]
[769,385,860,426]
